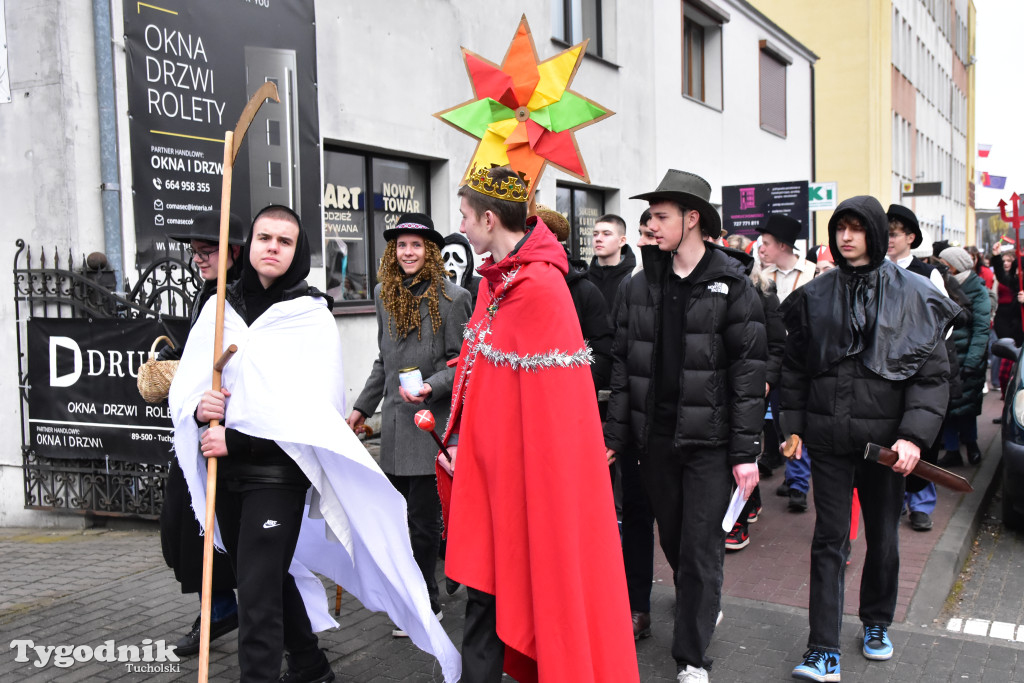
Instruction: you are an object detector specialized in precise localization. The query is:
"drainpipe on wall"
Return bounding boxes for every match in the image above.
[93,0,124,290]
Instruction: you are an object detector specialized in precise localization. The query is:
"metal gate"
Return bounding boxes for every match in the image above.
[13,239,201,519]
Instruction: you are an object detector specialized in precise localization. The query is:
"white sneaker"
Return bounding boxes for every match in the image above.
[677,665,709,683]
[716,610,723,626]
[392,609,442,637]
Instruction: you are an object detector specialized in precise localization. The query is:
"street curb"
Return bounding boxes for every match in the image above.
[904,421,1003,626]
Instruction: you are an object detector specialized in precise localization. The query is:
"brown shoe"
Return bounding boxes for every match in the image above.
[632,611,651,640]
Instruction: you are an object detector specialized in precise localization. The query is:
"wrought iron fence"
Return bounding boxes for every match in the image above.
[13,239,201,519]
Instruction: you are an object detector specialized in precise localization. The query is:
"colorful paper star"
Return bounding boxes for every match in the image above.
[435,15,614,195]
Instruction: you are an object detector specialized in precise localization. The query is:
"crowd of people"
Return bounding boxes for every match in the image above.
[159,165,1011,683]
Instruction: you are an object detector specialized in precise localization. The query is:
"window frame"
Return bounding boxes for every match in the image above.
[683,18,705,101]
[681,1,727,110]
[321,145,431,315]
[557,0,604,58]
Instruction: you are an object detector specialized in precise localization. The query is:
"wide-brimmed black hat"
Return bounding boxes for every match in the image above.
[168,211,245,245]
[631,170,722,238]
[756,213,802,249]
[887,204,922,249]
[382,212,446,249]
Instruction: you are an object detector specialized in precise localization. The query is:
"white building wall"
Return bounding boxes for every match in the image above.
[651,0,815,224]
[0,0,814,525]
[0,1,107,526]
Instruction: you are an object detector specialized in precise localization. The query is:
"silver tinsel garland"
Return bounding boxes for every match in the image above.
[475,341,594,372]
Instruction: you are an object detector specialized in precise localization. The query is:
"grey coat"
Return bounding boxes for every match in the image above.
[353,278,473,475]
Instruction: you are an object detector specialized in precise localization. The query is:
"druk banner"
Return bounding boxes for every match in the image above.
[123,0,320,267]
[27,319,187,463]
[721,180,810,240]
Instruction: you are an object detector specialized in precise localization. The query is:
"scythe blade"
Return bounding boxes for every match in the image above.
[230,80,281,165]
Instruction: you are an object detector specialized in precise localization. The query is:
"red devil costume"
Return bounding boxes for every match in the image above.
[437,217,639,683]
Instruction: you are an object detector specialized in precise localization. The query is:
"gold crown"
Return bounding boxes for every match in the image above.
[465,166,529,203]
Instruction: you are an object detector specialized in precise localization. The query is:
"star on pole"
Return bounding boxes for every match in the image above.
[434,15,614,196]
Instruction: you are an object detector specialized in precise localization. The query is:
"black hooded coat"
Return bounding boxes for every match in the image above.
[779,196,957,456]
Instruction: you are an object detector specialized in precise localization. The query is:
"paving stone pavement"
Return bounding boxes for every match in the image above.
[2,524,1024,682]
[0,394,1020,681]
[941,482,1024,640]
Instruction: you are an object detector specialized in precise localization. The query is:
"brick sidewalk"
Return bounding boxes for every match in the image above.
[0,391,1019,681]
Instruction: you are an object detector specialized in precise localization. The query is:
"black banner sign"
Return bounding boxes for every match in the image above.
[722,180,810,241]
[27,319,187,463]
[124,0,320,267]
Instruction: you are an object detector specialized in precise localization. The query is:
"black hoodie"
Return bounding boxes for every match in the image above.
[225,207,332,324]
[586,245,637,310]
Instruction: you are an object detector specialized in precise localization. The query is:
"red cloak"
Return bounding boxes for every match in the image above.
[437,220,639,683]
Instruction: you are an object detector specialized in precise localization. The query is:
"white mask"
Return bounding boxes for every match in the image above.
[442,243,469,284]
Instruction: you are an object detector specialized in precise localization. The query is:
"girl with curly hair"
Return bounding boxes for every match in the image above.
[347,213,473,629]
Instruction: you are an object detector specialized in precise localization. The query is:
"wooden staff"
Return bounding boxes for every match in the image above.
[198,81,280,683]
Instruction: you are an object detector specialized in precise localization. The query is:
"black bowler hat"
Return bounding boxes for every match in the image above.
[168,211,245,245]
[631,170,722,238]
[383,212,446,249]
[887,204,922,249]
[756,213,803,249]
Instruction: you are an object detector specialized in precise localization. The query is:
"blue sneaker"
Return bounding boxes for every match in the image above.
[862,625,893,660]
[792,649,840,682]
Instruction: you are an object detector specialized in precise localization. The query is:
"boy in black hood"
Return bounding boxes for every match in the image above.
[780,196,957,681]
[195,205,336,683]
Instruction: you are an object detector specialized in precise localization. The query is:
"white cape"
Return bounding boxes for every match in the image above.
[169,295,461,682]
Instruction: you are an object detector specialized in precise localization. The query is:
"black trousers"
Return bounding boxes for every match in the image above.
[462,587,505,683]
[386,473,441,609]
[160,459,236,594]
[807,448,905,653]
[217,485,319,683]
[641,433,731,670]
[619,448,655,613]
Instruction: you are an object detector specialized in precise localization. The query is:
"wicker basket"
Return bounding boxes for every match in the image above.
[137,335,179,403]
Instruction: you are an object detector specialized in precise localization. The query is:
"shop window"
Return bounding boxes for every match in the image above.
[682,1,727,110]
[556,183,606,263]
[322,147,429,309]
[758,39,790,137]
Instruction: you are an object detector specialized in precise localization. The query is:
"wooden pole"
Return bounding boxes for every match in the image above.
[198,129,234,683]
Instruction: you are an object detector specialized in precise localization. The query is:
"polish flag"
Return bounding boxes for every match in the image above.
[978,144,992,157]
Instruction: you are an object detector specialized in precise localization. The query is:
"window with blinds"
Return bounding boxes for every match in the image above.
[759,48,787,137]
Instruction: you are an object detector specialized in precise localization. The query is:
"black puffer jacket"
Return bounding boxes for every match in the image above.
[779,196,953,456]
[565,260,613,391]
[604,243,767,465]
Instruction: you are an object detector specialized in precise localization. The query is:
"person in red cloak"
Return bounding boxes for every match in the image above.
[435,166,639,683]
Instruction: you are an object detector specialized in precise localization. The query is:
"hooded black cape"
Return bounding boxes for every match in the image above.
[782,195,959,380]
